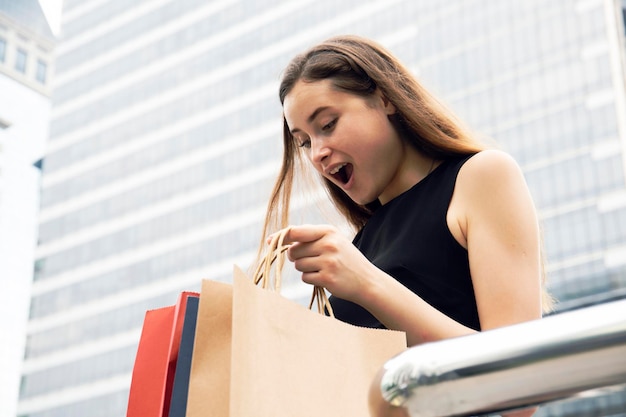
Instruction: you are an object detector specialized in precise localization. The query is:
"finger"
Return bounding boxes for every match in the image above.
[282,224,333,245]
[301,271,322,286]
[287,241,323,261]
[293,257,321,274]
[266,226,292,245]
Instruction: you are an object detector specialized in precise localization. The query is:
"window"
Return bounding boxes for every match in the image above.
[36,59,47,84]
[0,37,6,62]
[15,48,27,73]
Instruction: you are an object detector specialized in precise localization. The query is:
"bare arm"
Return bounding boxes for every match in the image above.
[455,150,543,330]
[368,150,542,416]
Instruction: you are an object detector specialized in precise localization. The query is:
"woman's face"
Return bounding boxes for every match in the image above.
[283,78,416,205]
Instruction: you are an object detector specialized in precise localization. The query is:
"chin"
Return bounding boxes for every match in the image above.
[351,195,379,206]
[342,186,379,206]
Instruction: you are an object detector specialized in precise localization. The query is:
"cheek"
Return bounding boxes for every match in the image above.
[360,123,397,155]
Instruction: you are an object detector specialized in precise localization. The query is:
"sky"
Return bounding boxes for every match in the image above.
[38,0,62,35]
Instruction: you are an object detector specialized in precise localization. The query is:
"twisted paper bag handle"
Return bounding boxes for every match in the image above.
[252,227,335,317]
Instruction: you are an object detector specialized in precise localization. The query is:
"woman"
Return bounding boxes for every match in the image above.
[260,34,549,413]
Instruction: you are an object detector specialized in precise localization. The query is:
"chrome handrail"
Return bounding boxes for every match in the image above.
[374,299,626,416]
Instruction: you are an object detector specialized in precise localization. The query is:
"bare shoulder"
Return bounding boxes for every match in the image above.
[453,149,533,222]
[457,149,526,195]
[447,150,532,248]
[461,149,522,180]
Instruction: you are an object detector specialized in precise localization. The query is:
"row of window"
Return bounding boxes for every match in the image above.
[55,0,363,79]
[26,286,196,359]
[454,52,613,134]
[30,219,261,319]
[495,96,618,167]
[38,127,281,243]
[18,389,129,417]
[537,387,626,417]
[548,262,626,305]
[49,0,377,138]
[542,204,626,263]
[526,153,624,210]
[402,0,606,88]
[54,0,293,104]
[36,177,273,280]
[21,345,136,398]
[42,95,282,204]
[0,36,48,84]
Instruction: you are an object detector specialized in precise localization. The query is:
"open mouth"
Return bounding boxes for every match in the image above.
[329,163,353,185]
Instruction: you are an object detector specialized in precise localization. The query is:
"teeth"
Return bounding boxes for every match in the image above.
[329,163,347,175]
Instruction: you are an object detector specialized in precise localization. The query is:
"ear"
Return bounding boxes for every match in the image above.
[378,91,397,115]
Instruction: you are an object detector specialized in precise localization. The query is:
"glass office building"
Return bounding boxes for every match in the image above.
[17,0,626,416]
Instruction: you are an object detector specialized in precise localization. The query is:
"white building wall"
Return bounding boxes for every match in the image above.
[0,72,50,417]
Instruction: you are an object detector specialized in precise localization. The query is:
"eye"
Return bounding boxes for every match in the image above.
[293,133,311,149]
[321,118,337,132]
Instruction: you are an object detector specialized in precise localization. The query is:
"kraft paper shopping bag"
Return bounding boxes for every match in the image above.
[186,280,233,417]
[229,267,407,417]
[186,228,406,417]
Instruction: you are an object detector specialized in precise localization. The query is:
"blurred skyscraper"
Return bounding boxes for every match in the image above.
[0,1,54,416]
[16,0,626,416]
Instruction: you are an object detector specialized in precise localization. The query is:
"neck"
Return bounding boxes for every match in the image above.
[378,148,437,205]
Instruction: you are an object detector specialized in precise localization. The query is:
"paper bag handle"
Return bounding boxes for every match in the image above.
[253,227,334,317]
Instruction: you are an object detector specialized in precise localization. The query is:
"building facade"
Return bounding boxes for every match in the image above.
[0,1,54,416]
[16,0,626,416]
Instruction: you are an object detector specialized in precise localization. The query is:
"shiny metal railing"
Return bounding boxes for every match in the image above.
[374,299,626,417]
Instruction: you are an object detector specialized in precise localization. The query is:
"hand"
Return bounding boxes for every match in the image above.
[275,224,375,303]
[272,225,476,345]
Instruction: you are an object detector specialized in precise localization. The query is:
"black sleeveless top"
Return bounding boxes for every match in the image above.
[329,154,481,331]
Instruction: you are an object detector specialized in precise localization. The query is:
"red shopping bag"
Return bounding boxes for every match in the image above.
[126,291,198,417]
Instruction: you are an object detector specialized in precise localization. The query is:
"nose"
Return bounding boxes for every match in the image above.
[310,137,331,166]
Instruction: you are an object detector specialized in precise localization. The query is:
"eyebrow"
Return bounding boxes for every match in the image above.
[289,106,331,135]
